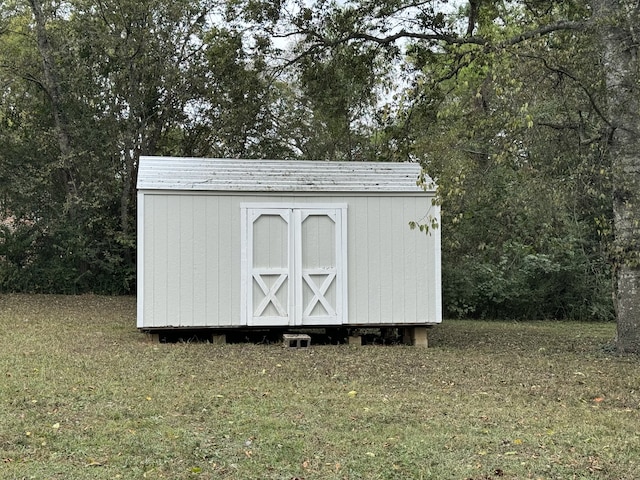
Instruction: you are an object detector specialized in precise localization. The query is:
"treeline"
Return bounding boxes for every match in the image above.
[0,1,615,320]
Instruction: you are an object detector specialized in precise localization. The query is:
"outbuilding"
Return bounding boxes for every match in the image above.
[137,156,441,343]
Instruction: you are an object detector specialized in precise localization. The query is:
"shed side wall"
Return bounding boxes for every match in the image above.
[139,192,441,328]
[348,195,440,325]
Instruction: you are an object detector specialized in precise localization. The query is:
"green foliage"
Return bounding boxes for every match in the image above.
[0,0,298,293]
[444,240,613,321]
[0,0,626,322]
[294,41,386,160]
[438,35,612,320]
[328,2,613,321]
[0,195,134,294]
[276,0,614,320]
[183,26,299,159]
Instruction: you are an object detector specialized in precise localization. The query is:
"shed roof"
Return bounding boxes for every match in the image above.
[137,156,434,193]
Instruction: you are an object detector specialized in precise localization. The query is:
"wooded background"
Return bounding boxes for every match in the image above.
[1,1,638,348]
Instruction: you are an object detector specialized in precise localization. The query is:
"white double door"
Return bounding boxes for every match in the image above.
[241,204,347,326]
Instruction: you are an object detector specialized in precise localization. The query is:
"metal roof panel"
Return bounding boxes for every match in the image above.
[136,156,435,193]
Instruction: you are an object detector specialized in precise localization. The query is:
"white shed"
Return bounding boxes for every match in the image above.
[137,156,441,336]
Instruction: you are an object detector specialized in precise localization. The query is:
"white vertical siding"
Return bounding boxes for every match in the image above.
[365,197,383,321]
[165,196,180,324]
[155,194,168,327]
[228,197,243,326]
[191,197,206,326]
[139,192,441,328]
[340,195,438,325]
[213,196,230,325]
[136,192,145,328]
[351,197,368,324]
[180,196,194,324]
[142,194,235,327]
[378,196,395,322]
[391,196,407,322]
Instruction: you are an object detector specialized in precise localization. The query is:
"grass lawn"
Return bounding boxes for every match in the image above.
[0,294,639,479]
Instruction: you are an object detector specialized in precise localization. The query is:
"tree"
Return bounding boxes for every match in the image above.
[593,0,640,352]
[230,0,396,161]
[407,24,613,321]
[1,0,637,351]
[1,0,202,292]
[0,0,301,293]
[280,0,638,350]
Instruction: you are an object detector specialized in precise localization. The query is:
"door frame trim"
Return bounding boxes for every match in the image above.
[241,203,348,326]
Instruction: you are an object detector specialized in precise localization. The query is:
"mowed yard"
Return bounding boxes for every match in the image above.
[0,295,638,480]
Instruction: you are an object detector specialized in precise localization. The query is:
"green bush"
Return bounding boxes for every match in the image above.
[0,222,134,295]
[443,240,614,321]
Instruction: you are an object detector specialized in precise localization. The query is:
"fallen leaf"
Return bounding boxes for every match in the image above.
[348,390,357,398]
[513,438,523,445]
[52,423,60,430]
[593,396,605,403]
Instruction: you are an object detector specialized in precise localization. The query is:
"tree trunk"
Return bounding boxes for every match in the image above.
[594,0,640,352]
[29,0,78,201]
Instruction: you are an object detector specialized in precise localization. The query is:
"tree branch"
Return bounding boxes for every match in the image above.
[520,52,611,128]
[537,121,580,130]
[502,20,585,46]
[344,29,487,46]
[305,20,586,50]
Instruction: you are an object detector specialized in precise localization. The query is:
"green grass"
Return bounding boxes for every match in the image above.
[0,294,639,479]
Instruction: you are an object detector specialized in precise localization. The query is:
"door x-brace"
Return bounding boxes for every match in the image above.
[302,272,336,317]
[253,273,288,317]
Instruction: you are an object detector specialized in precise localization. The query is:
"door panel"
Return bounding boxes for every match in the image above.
[242,204,347,326]
[245,209,292,326]
[252,213,289,269]
[297,210,340,325]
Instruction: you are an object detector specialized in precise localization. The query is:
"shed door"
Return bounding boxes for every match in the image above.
[242,205,347,326]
